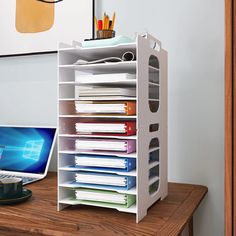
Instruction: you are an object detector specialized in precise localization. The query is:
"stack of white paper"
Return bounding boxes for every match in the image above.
[75,156,126,168]
[75,102,126,114]
[75,139,127,151]
[75,123,126,133]
[75,73,136,84]
[75,189,127,204]
[75,173,127,186]
[78,87,136,97]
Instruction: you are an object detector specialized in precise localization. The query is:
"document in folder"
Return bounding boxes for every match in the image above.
[75,139,136,154]
[75,101,136,115]
[75,188,136,207]
[78,87,136,97]
[75,172,136,189]
[75,155,136,171]
[75,73,136,84]
[75,121,136,136]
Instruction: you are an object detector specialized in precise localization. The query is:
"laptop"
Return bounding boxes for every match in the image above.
[0,126,57,185]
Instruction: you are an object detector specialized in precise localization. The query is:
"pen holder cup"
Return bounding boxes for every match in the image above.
[97,30,115,39]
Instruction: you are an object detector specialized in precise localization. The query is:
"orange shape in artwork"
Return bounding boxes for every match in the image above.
[15,0,55,33]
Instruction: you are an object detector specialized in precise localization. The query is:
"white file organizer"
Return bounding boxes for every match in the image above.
[58,33,168,223]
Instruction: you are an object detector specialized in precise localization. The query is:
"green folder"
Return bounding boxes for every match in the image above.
[75,188,136,208]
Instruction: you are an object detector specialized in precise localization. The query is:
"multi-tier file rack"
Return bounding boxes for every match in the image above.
[58,33,168,223]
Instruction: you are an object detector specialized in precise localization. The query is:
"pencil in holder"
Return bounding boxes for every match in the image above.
[97,30,115,39]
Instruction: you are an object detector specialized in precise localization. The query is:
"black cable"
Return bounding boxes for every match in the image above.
[36,0,63,3]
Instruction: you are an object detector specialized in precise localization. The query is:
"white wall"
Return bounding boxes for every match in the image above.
[99,0,224,236]
[0,0,224,235]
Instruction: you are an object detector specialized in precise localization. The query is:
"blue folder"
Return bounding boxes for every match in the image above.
[75,154,136,172]
[74,172,136,190]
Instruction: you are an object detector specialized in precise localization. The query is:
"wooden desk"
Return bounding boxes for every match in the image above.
[0,173,207,236]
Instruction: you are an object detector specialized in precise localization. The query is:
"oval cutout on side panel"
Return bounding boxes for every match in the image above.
[149,138,160,195]
[149,55,159,113]
[149,55,159,69]
[149,179,159,195]
[149,137,159,149]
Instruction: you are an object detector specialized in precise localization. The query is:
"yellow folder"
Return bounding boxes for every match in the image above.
[15,0,55,33]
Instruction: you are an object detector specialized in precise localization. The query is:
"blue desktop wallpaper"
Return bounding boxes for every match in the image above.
[0,127,56,174]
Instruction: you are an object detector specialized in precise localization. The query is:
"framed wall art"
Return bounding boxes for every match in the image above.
[0,0,93,56]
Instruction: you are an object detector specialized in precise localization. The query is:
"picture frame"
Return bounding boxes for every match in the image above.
[0,0,94,57]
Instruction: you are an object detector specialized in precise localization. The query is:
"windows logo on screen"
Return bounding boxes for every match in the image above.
[23,140,44,161]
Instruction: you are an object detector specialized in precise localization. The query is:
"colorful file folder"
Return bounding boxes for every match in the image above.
[75,121,136,136]
[75,172,136,190]
[75,101,136,115]
[75,139,136,154]
[75,155,136,171]
[75,188,136,208]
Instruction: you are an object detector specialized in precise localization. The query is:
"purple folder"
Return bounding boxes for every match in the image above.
[125,140,136,154]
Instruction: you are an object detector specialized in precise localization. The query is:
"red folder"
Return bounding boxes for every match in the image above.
[75,121,136,136]
[123,121,136,136]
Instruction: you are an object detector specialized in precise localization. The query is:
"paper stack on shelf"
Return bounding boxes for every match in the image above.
[75,73,136,84]
[75,172,136,190]
[75,188,136,208]
[75,155,136,171]
[75,121,136,136]
[75,101,136,115]
[78,86,136,97]
[75,138,136,154]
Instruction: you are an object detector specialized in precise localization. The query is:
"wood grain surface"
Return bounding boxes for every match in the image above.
[0,173,207,236]
[225,0,234,235]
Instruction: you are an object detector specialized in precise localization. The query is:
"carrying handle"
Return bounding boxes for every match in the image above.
[142,33,162,51]
[36,0,63,3]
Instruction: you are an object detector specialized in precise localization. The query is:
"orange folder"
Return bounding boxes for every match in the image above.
[75,101,136,116]
[124,101,136,116]
[75,121,136,136]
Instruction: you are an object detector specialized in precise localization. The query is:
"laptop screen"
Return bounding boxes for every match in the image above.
[0,127,56,174]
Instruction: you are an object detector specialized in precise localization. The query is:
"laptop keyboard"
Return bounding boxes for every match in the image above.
[0,175,38,185]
